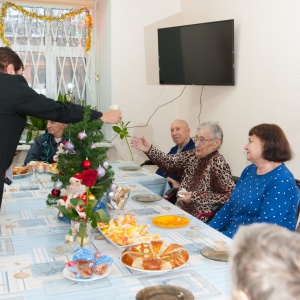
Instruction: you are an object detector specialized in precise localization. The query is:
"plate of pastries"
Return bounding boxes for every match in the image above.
[12,166,29,178]
[97,214,160,248]
[121,240,189,272]
[47,162,58,174]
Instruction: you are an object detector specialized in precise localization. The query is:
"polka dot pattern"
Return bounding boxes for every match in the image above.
[209,163,299,238]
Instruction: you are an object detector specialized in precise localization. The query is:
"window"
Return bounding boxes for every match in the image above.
[1,4,94,103]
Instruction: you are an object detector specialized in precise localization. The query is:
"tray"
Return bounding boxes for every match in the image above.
[152,215,190,228]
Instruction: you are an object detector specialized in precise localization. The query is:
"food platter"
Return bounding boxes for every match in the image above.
[132,194,162,202]
[47,163,58,174]
[63,265,111,282]
[121,241,189,272]
[120,260,188,274]
[136,285,194,300]
[152,215,190,228]
[12,167,30,178]
[13,172,30,179]
[98,228,138,249]
[118,165,141,171]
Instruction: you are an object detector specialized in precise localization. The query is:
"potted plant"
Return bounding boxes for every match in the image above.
[24,92,73,143]
[25,116,48,143]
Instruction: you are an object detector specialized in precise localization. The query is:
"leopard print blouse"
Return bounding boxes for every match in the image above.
[148,146,235,220]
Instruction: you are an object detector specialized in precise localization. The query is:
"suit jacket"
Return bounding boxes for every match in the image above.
[0,73,101,206]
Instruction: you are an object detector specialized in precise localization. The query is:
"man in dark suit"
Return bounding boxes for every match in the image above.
[156,119,195,188]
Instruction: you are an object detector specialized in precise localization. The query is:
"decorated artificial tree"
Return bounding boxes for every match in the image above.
[46,106,113,246]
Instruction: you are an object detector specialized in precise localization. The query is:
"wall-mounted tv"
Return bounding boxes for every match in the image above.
[158,19,234,86]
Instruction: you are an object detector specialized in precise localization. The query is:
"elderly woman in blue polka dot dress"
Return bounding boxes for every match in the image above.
[209,124,300,238]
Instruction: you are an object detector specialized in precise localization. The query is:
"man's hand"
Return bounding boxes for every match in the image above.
[100,110,122,124]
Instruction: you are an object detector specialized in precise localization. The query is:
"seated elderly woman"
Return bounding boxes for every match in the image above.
[131,121,235,220]
[209,123,299,238]
[24,120,67,165]
[230,223,300,300]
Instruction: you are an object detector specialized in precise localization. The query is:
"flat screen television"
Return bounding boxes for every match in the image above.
[158,19,234,85]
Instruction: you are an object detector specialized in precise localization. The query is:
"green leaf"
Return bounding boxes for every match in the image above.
[70,198,84,206]
[112,126,121,133]
[95,209,110,223]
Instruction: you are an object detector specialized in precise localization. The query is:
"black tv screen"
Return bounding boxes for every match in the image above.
[158,19,234,85]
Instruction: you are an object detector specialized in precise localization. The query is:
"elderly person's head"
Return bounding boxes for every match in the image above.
[47,120,67,139]
[230,223,300,300]
[170,119,191,149]
[194,121,223,158]
[245,124,292,165]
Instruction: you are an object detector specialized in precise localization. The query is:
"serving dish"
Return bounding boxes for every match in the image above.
[63,265,111,281]
[97,214,160,248]
[152,215,190,228]
[118,165,141,171]
[136,285,194,300]
[121,241,189,272]
[132,194,162,202]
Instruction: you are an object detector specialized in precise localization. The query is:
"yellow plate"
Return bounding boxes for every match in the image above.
[152,215,190,228]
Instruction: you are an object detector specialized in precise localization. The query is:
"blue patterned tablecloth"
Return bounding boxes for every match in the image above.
[109,160,168,196]
[0,173,231,300]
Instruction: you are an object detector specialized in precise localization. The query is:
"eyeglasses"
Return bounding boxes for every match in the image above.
[193,136,214,144]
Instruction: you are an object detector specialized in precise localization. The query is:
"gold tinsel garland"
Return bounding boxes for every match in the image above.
[0,2,92,52]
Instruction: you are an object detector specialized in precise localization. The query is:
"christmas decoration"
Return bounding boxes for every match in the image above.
[54,180,63,190]
[97,166,105,178]
[88,194,96,201]
[77,131,87,141]
[109,183,117,192]
[52,189,61,197]
[46,106,115,242]
[103,161,109,169]
[82,159,91,169]
[0,2,93,53]
[65,141,75,151]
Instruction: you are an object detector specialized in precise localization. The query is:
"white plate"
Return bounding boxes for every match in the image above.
[118,165,141,171]
[13,172,30,179]
[120,259,188,273]
[131,194,162,202]
[63,265,111,281]
[98,228,139,249]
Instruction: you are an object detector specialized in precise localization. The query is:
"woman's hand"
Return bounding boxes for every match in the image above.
[177,190,192,204]
[131,135,151,153]
[100,109,122,124]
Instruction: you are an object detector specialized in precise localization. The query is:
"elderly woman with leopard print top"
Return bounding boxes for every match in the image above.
[131,121,235,220]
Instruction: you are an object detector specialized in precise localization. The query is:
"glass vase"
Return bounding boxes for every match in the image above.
[71,220,92,249]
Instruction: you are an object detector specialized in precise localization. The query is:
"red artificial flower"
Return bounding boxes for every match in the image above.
[82,170,98,187]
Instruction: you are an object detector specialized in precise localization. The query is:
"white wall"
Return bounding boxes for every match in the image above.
[97,0,300,178]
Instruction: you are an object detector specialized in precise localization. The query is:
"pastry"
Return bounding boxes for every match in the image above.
[121,241,189,271]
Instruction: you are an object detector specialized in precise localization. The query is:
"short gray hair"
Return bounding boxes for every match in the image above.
[197,121,223,147]
[230,223,300,300]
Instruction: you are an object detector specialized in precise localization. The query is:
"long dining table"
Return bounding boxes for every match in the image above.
[0,170,232,300]
[108,160,168,197]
